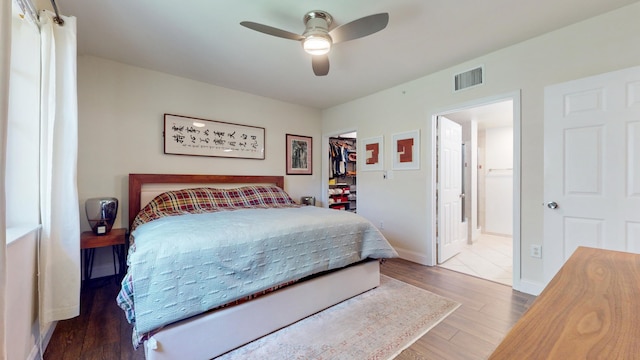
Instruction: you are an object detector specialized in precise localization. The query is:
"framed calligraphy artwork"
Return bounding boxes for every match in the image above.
[164,114,265,159]
[286,134,312,175]
[392,129,420,170]
[361,136,384,171]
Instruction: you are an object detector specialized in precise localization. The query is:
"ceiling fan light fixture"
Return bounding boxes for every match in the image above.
[241,9,388,76]
[303,33,332,55]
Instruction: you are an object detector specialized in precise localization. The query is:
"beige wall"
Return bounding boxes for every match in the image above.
[77,3,640,287]
[322,2,640,291]
[77,56,323,276]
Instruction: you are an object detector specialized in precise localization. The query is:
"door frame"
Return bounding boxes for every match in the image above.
[429,91,522,288]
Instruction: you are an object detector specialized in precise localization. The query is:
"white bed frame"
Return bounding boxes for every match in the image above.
[128,174,381,360]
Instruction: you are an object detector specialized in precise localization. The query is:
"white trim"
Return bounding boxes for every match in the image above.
[513,279,544,296]
[430,91,523,290]
[428,118,438,266]
[394,246,431,265]
[512,92,522,291]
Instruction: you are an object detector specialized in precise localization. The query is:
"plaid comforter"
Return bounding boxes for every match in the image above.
[130,185,299,234]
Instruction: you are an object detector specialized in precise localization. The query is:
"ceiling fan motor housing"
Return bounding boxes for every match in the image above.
[302,11,333,54]
[303,10,333,28]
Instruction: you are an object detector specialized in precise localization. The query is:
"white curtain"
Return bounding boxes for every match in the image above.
[1,1,12,358]
[38,10,80,324]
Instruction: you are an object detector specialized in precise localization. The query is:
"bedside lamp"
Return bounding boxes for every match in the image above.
[300,196,316,206]
[85,197,118,235]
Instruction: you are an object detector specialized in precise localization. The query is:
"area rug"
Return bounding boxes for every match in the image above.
[216,275,460,360]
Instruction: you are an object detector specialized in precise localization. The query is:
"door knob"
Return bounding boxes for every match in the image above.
[546,201,559,209]
[459,193,465,199]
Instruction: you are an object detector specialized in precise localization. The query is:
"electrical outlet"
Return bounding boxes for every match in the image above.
[379,221,384,230]
[530,244,542,258]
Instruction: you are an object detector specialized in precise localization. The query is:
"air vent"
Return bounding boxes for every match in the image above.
[454,66,484,91]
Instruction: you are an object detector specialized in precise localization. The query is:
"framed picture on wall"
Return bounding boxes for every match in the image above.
[286,134,312,175]
[361,136,384,171]
[164,114,265,159]
[392,129,420,170]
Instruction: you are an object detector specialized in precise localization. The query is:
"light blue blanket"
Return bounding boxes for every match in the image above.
[129,206,397,335]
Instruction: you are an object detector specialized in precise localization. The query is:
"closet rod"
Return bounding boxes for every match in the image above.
[50,0,65,25]
[17,0,65,25]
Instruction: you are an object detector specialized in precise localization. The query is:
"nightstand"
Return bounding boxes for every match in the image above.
[80,228,128,281]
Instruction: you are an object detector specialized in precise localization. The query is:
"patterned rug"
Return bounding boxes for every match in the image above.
[216,275,460,360]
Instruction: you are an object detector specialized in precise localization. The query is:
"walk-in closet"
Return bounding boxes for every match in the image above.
[328,133,356,212]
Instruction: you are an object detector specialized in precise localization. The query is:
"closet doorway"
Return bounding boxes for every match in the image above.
[328,132,357,212]
[432,93,520,287]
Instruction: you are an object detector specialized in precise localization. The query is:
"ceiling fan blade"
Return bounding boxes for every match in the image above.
[329,13,389,44]
[312,55,330,76]
[240,21,304,41]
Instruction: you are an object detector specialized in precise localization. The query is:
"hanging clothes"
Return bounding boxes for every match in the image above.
[329,140,347,177]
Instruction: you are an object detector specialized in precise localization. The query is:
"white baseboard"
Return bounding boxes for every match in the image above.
[394,247,433,266]
[472,227,482,242]
[513,279,544,296]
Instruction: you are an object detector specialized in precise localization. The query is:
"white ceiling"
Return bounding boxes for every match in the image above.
[39,0,638,109]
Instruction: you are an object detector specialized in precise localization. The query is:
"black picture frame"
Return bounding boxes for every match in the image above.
[286,134,312,175]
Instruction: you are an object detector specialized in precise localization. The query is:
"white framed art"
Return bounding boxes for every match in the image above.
[361,136,384,171]
[392,130,420,170]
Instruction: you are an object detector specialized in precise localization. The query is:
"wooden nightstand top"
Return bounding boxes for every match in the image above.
[80,228,127,249]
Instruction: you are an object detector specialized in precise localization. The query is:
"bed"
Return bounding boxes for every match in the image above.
[117,174,398,360]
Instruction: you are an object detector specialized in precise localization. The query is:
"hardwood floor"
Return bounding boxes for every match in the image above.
[384,259,536,360]
[44,258,536,359]
[43,277,145,360]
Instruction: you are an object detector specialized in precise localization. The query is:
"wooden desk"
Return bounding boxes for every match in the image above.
[490,246,640,359]
[80,228,128,281]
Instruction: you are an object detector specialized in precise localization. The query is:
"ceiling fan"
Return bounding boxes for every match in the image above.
[240,10,389,76]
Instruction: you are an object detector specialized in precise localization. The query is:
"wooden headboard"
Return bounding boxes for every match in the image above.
[128,174,285,229]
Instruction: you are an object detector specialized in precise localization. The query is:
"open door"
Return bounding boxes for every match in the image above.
[437,116,465,264]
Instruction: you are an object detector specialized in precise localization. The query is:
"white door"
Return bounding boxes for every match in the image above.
[438,116,465,263]
[543,66,640,283]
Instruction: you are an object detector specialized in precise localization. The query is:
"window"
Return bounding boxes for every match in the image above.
[6,3,40,237]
